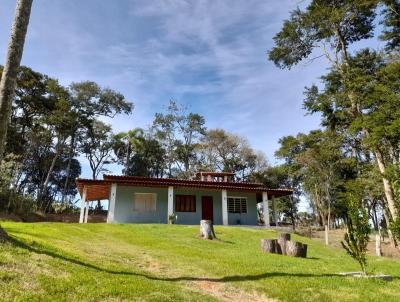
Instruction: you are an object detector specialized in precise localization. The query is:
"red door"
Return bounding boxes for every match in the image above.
[201,196,213,221]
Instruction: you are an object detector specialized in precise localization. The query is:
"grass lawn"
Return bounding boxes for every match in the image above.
[1,223,400,301]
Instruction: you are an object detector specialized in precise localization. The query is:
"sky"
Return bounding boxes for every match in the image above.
[0,0,330,178]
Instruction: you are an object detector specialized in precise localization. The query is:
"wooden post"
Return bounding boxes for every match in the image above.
[262,192,269,227]
[168,186,174,223]
[107,183,117,223]
[79,186,87,223]
[222,190,228,225]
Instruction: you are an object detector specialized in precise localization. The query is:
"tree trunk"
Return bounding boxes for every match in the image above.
[383,207,397,248]
[286,241,308,258]
[277,233,291,255]
[61,133,76,205]
[261,239,277,253]
[376,233,382,257]
[41,147,60,199]
[375,149,398,221]
[199,220,216,240]
[0,0,33,161]
[325,224,329,245]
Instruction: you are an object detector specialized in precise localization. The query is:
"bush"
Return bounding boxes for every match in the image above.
[340,184,370,274]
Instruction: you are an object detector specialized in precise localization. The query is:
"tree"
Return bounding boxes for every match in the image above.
[152,100,206,178]
[113,128,144,175]
[274,130,354,243]
[380,0,400,51]
[251,165,299,230]
[125,136,166,178]
[0,0,33,161]
[269,0,400,241]
[60,81,133,203]
[199,128,267,181]
[80,120,114,180]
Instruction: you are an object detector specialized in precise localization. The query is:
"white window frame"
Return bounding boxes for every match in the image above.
[227,196,247,214]
[133,193,157,212]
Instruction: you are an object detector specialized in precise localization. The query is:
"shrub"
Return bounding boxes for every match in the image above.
[340,184,371,274]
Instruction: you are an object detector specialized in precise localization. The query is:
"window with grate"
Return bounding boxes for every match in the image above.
[227,197,247,214]
[175,195,196,212]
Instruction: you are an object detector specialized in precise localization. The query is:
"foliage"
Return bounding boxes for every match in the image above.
[0,65,132,213]
[152,100,206,178]
[380,0,400,51]
[199,128,268,181]
[269,0,400,247]
[80,120,115,180]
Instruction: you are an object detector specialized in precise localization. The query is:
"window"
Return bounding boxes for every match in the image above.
[134,193,156,212]
[175,195,196,212]
[227,197,247,214]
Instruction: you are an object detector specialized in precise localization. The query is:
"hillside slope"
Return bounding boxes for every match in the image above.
[1,223,400,302]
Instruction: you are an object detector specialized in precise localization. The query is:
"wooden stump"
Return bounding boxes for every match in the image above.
[286,241,308,258]
[261,239,277,253]
[200,220,216,240]
[277,233,291,255]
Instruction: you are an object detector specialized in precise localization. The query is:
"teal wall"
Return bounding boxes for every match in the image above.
[174,188,223,225]
[113,185,259,225]
[226,191,258,225]
[114,186,168,223]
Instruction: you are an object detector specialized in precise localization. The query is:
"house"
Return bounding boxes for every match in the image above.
[76,172,292,226]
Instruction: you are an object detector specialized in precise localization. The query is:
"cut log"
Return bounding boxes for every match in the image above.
[261,239,277,253]
[199,220,216,240]
[286,241,308,258]
[277,233,291,255]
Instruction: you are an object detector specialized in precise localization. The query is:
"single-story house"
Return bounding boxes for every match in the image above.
[76,172,292,226]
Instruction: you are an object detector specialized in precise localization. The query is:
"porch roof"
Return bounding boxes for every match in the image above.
[76,175,293,201]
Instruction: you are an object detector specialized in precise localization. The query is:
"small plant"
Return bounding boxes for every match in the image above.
[341,187,370,275]
[168,213,177,224]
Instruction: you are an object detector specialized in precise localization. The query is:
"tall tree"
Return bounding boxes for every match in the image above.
[269,0,400,234]
[0,0,33,161]
[152,100,206,178]
[113,128,144,175]
[81,120,114,180]
[200,128,268,181]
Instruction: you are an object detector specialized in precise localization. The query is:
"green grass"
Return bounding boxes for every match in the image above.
[1,223,400,302]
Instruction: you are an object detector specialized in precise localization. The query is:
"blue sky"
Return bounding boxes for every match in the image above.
[1,0,381,180]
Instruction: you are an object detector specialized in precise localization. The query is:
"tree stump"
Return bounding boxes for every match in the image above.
[277,233,291,255]
[200,220,216,240]
[286,241,308,258]
[261,239,277,253]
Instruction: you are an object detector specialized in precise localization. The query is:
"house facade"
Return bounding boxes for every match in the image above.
[76,172,292,226]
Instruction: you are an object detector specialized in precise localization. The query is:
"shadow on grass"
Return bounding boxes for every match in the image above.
[9,236,396,283]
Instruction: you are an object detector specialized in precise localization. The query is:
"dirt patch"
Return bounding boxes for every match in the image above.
[193,280,276,302]
[0,212,107,223]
